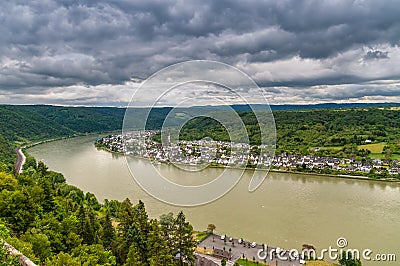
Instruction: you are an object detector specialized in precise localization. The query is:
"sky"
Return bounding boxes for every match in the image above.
[1,0,400,106]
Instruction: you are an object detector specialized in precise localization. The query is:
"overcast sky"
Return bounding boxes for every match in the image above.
[1,0,400,106]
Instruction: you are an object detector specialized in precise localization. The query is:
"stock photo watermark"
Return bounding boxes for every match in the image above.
[122,60,276,206]
[257,237,397,263]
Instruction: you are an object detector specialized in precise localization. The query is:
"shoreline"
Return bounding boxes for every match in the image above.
[94,142,400,184]
[27,134,400,185]
[23,130,122,149]
[269,169,400,183]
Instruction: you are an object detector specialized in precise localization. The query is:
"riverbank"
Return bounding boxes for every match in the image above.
[96,142,400,184]
[18,131,121,173]
[269,169,400,184]
[198,233,305,266]
[23,130,122,149]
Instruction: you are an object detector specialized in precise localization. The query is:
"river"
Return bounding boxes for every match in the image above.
[27,135,400,265]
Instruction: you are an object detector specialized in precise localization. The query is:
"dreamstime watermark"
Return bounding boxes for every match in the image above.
[257,237,397,263]
[122,60,276,206]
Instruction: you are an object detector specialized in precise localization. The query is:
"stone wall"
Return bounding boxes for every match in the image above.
[3,242,37,266]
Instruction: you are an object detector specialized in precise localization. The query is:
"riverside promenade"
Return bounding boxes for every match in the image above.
[198,234,302,266]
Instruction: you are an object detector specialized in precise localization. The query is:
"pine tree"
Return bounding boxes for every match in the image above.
[37,178,55,212]
[37,161,48,178]
[101,211,115,249]
[127,200,150,263]
[115,198,135,264]
[170,211,196,266]
[147,219,174,266]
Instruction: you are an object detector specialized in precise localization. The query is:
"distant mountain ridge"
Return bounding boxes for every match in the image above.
[236,102,400,111]
[1,102,400,167]
[1,102,399,143]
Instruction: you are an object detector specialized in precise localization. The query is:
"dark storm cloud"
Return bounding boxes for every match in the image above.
[1,0,400,105]
[364,50,389,60]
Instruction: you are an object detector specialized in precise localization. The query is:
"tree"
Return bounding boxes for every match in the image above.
[0,224,20,265]
[0,172,18,190]
[160,212,174,233]
[126,246,143,266]
[0,189,36,233]
[37,177,55,212]
[118,198,134,241]
[127,200,150,263]
[85,192,101,211]
[207,223,216,234]
[101,211,115,249]
[45,252,80,266]
[45,171,66,185]
[159,212,175,249]
[22,230,52,263]
[104,199,121,217]
[115,198,135,264]
[339,251,362,266]
[37,161,48,178]
[221,258,227,266]
[170,211,196,266]
[77,204,99,245]
[23,155,36,170]
[72,244,116,266]
[146,219,174,266]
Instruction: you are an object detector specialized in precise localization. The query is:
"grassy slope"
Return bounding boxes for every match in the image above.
[357,142,385,153]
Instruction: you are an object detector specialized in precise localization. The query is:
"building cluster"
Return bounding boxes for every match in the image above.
[272,154,400,175]
[97,132,400,177]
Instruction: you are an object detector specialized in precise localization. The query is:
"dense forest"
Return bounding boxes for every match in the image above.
[0,157,197,265]
[0,105,125,143]
[177,108,400,159]
[0,135,16,169]
[273,108,400,157]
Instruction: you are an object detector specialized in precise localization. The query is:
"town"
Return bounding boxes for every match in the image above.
[96,131,400,180]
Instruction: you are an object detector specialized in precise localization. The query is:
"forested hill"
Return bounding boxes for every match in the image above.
[0,135,16,166]
[178,107,400,158]
[0,105,124,169]
[1,104,400,165]
[2,103,399,144]
[0,105,125,143]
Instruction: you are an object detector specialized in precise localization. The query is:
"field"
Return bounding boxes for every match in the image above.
[357,142,385,153]
[319,146,343,151]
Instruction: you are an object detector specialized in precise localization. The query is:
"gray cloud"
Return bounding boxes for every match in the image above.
[0,0,400,105]
[364,50,389,60]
